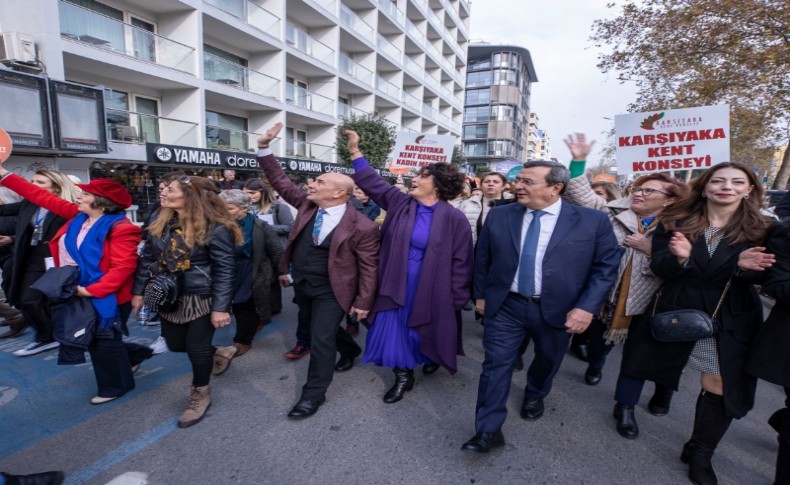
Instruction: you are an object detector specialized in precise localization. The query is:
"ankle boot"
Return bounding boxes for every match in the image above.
[686,390,732,485]
[178,385,211,428]
[647,383,674,416]
[383,367,414,403]
[613,402,639,439]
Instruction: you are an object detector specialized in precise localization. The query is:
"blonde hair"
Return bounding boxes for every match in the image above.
[35,170,80,203]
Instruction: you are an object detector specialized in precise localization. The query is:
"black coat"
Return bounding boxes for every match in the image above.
[746,223,790,386]
[250,218,283,321]
[0,200,68,305]
[620,222,764,418]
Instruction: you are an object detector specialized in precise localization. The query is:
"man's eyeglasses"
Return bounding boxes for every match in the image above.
[632,187,670,197]
[513,177,549,187]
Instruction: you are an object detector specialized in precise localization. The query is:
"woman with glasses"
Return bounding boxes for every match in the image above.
[615,162,773,483]
[564,135,688,416]
[132,175,240,428]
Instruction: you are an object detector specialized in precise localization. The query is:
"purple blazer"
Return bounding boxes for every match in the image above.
[352,158,474,373]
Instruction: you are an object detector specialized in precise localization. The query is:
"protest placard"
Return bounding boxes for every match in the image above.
[388,132,456,170]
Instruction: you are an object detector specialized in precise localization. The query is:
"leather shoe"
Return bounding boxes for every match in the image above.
[570,343,589,362]
[0,323,27,339]
[613,403,639,439]
[520,398,544,420]
[584,367,602,386]
[287,398,325,419]
[334,355,356,372]
[422,362,440,375]
[460,431,505,453]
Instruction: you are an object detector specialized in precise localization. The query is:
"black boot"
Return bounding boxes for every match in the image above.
[613,403,639,439]
[685,390,732,485]
[776,405,790,485]
[383,367,414,404]
[647,383,674,416]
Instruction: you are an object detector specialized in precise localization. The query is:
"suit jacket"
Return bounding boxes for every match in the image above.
[256,153,380,313]
[474,200,621,328]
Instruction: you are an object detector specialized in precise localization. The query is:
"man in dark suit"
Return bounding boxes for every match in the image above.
[256,123,380,419]
[462,160,620,452]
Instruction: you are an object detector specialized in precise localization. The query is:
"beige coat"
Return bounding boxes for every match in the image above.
[564,176,661,316]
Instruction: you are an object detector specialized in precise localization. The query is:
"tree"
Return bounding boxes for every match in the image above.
[591,0,790,188]
[451,144,464,166]
[335,113,397,168]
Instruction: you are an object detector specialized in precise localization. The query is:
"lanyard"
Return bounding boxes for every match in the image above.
[34,208,48,226]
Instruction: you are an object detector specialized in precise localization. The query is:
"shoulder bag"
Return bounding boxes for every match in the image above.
[649,277,732,342]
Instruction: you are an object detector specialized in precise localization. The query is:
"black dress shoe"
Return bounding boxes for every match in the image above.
[460,431,505,453]
[334,355,355,372]
[584,367,602,386]
[570,343,590,362]
[287,398,325,419]
[1,470,65,485]
[520,398,544,420]
[422,362,440,375]
[613,403,639,439]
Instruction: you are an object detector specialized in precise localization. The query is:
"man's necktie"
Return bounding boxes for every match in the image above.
[312,209,326,245]
[518,210,545,297]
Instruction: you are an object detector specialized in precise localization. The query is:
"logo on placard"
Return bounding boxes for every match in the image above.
[413,134,439,145]
[640,113,664,130]
[155,147,173,162]
[289,160,298,170]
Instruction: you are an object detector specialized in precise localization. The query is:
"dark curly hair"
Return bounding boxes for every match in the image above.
[418,163,466,201]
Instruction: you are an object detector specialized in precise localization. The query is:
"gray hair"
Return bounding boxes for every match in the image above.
[219,189,251,210]
[522,160,570,194]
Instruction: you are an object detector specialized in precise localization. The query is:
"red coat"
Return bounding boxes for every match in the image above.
[0,173,141,304]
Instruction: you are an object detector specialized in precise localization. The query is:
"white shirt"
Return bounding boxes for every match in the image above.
[315,203,346,245]
[510,198,562,296]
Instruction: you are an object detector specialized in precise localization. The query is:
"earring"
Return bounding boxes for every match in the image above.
[701,193,707,198]
[744,194,750,200]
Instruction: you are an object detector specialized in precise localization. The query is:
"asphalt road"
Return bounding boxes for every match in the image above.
[0,288,782,484]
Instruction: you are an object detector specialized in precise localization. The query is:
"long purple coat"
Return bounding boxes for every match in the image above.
[352,159,474,373]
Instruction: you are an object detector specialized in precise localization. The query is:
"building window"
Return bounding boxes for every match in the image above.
[464,106,491,122]
[206,111,247,150]
[204,44,248,87]
[464,142,486,156]
[105,89,160,143]
[466,70,492,88]
[285,127,307,157]
[463,124,488,139]
[465,88,490,105]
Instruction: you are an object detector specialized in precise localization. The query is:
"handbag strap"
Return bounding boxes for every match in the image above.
[651,275,733,319]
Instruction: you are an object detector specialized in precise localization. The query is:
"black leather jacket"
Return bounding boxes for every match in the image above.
[134,223,237,312]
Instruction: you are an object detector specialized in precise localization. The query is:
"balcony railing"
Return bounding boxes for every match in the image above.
[338,104,368,119]
[424,42,441,64]
[405,18,424,43]
[401,92,421,112]
[59,0,195,73]
[286,139,335,162]
[340,4,374,43]
[423,73,440,92]
[286,23,335,67]
[203,0,280,36]
[339,54,373,86]
[377,0,405,27]
[204,53,279,99]
[286,84,335,116]
[424,7,443,33]
[376,76,400,99]
[107,109,198,146]
[311,0,337,15]
[206,124,261,152]
[437,112,450,127]
[403,56,422,78]
[376,34,401,62]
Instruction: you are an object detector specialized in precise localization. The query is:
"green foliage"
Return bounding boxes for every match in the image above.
[335,114,397,168]
[451,145,464,166]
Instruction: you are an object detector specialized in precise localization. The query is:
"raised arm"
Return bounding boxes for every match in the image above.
[345,129,410,211]
[255,123,308,209]
[0,172,79,219]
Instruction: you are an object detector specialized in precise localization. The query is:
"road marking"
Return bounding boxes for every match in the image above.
[0,386,18,406]
[104,471,149,485]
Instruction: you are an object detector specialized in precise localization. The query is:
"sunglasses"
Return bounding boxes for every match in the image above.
[178,175,192,186]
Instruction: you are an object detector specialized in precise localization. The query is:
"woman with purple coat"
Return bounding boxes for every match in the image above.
[345,130,474,403]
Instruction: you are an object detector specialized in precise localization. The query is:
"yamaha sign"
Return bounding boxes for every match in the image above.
[147,143,260,169]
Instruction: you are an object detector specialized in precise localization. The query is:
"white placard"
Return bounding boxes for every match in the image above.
[615,104,730,175]
[257,214,274,224]
[388,132,456,170]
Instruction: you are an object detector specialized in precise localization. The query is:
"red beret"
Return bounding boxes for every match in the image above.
[77,179,133,209]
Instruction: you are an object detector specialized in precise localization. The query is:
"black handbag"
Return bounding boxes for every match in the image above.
[649,278,731,342]
[143,271,182,312]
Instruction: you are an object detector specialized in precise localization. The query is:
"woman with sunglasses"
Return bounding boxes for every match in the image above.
[616,162,773,483]
[132,175,241,428]
[0,165,153,404]
[563,135,687,412]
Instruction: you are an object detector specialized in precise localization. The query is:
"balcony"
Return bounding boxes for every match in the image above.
[376,34,401,62]
[206,124,261,152]
[339,4,374,43]
[339,54,373,86]
[286,23,335,67]
[423,73,441,92]
[422,103,438,121]
[441,0,468,38]
[204,53,279,99]
[424,42,441,65]
[286,84,335,116]
[424,7,443,34]
[404,18,424,43]
[107,109,198,146]
[376,76,400,99]
[338,103,368,119]
[377,0,405,27]
[311,0,338,15]
[286,139,335,162]
[401,92,421,112]
[59,0,195,74]
[403,56,422,79]
[203,0,280,36]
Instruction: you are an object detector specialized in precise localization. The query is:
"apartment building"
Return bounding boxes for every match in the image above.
[0,0,470,214]
[461,43,536,174]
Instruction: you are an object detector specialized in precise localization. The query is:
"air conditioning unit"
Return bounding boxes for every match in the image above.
[0,32,36,64]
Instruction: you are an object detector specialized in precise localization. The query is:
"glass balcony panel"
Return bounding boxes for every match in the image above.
[204,53,279,98]
[246,1,280,33]
[286,139,334,162]
[376,76,399,99]
[286,24,335,67]
[403,56,422,78]
[376,34,401,61]
[425,42,440,63]
[401,92,421,111]
[405,18,423,42]
[338,54,373,85]
[377,0,405,26]
[107,109,198,146]
[206,124,261,151]
[59,1,194,73]
[204,0,244,17]
[286,85,334,116]
[339,4,374,43]
[313,0,337,15]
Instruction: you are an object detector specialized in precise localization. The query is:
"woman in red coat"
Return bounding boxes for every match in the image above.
[0,165,152,405]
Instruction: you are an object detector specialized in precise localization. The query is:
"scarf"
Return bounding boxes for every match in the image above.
[238,213,254,258]
[161,219,192,273]
[63,213,126,329]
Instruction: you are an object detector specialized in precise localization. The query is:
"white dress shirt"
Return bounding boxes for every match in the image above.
[510,198,562,295]
[315,203,346,245]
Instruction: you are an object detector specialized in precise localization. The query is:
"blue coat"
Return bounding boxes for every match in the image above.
[474,200,621,328]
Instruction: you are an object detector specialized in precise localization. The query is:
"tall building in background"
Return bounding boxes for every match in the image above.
[461,43,536,174]
[0,0,470,217]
